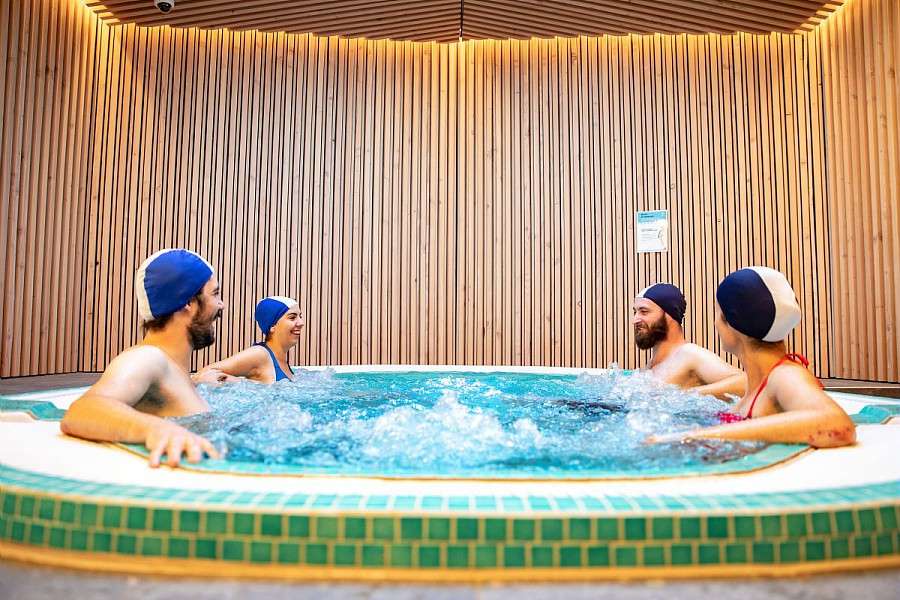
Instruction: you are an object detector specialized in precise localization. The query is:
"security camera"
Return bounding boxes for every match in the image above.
[154,0,174,13]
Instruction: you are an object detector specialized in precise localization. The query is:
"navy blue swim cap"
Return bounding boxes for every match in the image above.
[255,296,298,336]
[637,283,686,324]
[716,267,801,342]
[135,249,214,321]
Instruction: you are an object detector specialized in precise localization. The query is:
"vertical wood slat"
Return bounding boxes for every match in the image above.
[819,0,899,382]
[3,0,896,383]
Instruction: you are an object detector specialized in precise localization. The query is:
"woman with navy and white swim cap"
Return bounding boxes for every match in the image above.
[649,267,855,448]
[198,296,304,383]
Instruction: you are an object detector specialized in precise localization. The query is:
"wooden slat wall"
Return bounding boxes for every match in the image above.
[70,25,833,375]
[817,0,900,382]
[0,0,101,377]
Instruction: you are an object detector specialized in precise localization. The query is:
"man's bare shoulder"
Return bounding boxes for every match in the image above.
[105,345,170,378]
[679,343,721,362]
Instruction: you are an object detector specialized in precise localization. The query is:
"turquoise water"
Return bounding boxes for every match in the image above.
[178,369,763,477]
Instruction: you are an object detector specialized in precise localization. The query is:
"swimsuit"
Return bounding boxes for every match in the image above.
[254,342,294,382]
[717,353,819,423]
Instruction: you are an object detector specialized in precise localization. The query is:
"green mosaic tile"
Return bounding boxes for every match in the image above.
[38,498,55,520]
[344,517,366,540]
[390,545,412,567]
[805,540,826,560]
[126,507,147,530]
[811,512,832,535]
[250,541,272,563]
[102,506,122,528]
[19,496,35,517]
[786,514,808,538]
[475,545,497,568]
[625,518,647,541]
[485,519,506,541]
[698,544,719,565]
[447,545,469,568]
[504,546,526,567]
[569,518,590,540]
[234,513,255,535]
[857,509,877,533]
[457,518,478,541]
[531,545,553,567]
[58,501,76,524]
[259,514,282,537]
[679,517,701,540]
[651,517,674,540]
[557,546,580,567]
[401,517,423,540]
[306,543,327,565]
[168,537,190,558]
[288,516,310,538]
[116,534,137,555]
[418,545,440,567]
[48,526,66,549]
[150,509,172,532]
[1,493,15,515]
[854,536,873,557]
[780,541,801,562]
[92,532,112,552]
[597,518,619,540]
[334,544,356,566]
[615,547,638,567]
[707,517,729,539]
[876,533,894,555]
[541,519,563,541]
[205,511,227,534]
[141,536,163,556]
[671,544,692,565]
[278,542,301,564]
[587,545,610,566]
[761,515,782,537]
[733,516,755,539]
[223,540,244,561]
[752,542,775,563]
[835,511,855,534]
[879,506,898,530]
[513,519,535,541]
[362,544,384,567]
[70,529,88,551]
[428,518,450,541]
[77,504,97,528]
[643,546,665,567]
[725,543,747,564]
[830,538,850,559]
[28,523,45,545]
[195,538,218,559]
[373,518,394,541]
[316,517,338,539]
[9,521,25,543]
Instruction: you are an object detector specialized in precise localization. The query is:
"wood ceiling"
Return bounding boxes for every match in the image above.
[84,0,846,42]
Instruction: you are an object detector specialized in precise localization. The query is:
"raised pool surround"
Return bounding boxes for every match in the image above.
[1,366,898,581]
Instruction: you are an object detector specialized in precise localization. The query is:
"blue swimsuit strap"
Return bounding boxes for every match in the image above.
[254,342,292,381]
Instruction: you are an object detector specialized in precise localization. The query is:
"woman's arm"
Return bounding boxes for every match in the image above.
[649,366,855,448]
[196,346,269,382]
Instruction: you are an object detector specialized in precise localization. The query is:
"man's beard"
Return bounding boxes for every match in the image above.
[634,314,669,350]
[188,305,221,350]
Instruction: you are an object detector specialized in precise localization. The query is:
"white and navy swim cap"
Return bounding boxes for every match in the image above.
[255,296,298,336]
[716,267,801,342]
[637,283,686,324]
[135,249,214,322]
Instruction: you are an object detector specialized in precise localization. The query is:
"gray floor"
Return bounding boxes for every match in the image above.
[1,561,899,599]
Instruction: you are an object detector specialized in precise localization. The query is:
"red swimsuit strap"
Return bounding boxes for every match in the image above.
[745,353,816,418]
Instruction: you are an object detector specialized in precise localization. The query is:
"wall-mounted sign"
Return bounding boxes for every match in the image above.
[635,209,669,253]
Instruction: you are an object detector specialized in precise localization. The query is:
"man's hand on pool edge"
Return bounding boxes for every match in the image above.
[145,421,220,468]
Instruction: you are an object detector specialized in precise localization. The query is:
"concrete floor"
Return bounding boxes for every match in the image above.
[1,561,899,600]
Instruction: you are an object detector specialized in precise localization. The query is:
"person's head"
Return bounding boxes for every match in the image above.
[632,283,686,350]
[255,296,303,347]
[715,267,801,355]
[136,249,223,350]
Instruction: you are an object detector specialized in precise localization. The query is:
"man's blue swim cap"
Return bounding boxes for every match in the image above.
[637,283,686,324]
[255,296,298,336]
[135,249,214,321]
[716,267,801,342]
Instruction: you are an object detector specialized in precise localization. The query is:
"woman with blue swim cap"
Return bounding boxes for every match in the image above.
[198,296,303,383]
[648,267,855,448]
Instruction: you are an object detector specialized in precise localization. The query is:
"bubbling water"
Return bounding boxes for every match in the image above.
[175,369,761,476]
